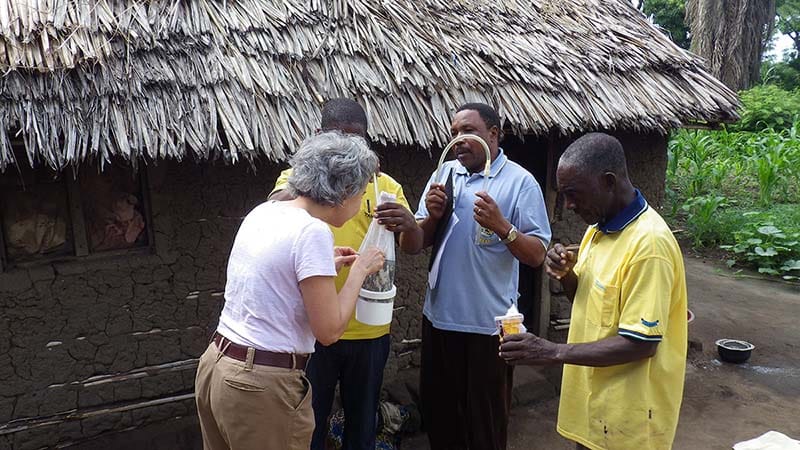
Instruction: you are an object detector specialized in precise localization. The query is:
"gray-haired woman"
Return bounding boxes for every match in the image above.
[195,131,385,450]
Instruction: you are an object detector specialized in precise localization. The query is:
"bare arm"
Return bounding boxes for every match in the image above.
[399,226,424,255]
[500,333,658,367]
[300,247,384,345]
[502,229,547,268]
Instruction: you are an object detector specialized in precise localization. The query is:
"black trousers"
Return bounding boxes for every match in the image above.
[420,316,514,450]
[306,335,391,450]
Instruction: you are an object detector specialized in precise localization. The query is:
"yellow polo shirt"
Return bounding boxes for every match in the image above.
[557,207,687,450]
[270,169,410,340]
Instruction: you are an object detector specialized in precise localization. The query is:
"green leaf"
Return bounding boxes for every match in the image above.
[746,238,763,245]
[754,246,778,256]
[726,259,737,268]
[758,267,780,275]
[781,260,800,271]
[758,225,781,235]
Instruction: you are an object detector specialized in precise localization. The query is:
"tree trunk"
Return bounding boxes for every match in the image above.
[686,0,777,91]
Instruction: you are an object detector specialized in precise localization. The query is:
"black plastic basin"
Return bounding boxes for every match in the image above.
[716,339,755,364]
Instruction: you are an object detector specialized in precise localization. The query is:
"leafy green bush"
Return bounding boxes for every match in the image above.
[761,60,800,91]
[721,218,800,279]
[727,85,800,132]
[666,115,800,279]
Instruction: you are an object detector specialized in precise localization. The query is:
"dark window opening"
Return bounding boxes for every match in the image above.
[0,149,151,270]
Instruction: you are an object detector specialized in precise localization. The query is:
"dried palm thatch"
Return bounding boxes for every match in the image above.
[0,0,739,171]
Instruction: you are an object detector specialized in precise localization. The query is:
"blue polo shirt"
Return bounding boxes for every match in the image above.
[415,150,551,335]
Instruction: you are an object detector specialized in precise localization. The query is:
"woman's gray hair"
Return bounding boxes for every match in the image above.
[287,131,378,206]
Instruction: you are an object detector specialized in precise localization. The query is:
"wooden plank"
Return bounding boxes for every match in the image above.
[538,267,551,340]
[537,138,559,339]
[140,164,156,252]
[65,177,90,256]
[544,138,558,222]
[0,210,6,272]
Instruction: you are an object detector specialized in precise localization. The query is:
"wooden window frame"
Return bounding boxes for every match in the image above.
[0,166,154,272]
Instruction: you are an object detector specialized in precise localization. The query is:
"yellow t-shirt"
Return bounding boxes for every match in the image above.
[270,168,410,340]
[557,207,687,450]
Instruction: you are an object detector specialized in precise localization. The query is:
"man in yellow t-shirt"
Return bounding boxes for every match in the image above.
[269,98,423,450]
[500,133,687,450]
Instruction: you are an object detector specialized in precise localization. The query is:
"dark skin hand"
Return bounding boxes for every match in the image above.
[544,243,579,301]
[374,202,424,254]
[474,191,546,268]
[499,333,658,367]
[418,182,448,248]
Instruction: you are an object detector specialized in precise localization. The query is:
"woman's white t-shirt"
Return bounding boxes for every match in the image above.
[216,201,336,354]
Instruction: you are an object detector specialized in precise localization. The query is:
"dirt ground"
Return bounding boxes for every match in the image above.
[404,254,800,449]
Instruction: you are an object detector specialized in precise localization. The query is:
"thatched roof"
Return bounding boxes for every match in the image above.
[0,0,739,171]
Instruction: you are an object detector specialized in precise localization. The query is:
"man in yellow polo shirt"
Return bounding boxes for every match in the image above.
[269,98,423,450]
[499,133,687,450]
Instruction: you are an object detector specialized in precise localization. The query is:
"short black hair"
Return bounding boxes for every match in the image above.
[560,133,628,176]
[321,98,368,131]
[456,103,501,130]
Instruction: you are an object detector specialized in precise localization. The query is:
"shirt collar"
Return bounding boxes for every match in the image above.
[597,189,648,234]
[455,148,508,178]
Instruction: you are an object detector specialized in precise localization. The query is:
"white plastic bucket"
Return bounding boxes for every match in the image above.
[355,285,397,326]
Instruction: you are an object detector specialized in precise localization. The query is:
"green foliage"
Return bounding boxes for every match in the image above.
[761,59,800,91]
[666,98,800,278]
[642,0,690,49]
[727,85,800,132]
[776,0,800,56]
[720,218,800,279]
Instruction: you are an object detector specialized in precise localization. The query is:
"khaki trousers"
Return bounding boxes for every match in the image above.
[195,342,314,450]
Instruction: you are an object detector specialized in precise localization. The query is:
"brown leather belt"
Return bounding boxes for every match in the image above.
[212,332,309,370]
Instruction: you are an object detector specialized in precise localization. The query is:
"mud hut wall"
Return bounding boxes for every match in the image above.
[0,161,280,448]
[548,132,668,324]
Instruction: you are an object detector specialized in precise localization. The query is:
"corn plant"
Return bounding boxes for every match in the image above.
[682,195,727,247]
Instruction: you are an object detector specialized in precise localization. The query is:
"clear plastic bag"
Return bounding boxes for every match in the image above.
[358,192,397,292]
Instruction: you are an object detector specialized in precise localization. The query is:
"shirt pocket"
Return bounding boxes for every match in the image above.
[587,279,619,328]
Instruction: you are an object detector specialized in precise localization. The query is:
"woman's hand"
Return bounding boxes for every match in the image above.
[351,246,385,275]
[334,246,358,272]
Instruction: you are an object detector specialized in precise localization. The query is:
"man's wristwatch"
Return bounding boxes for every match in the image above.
[501,224,518,244]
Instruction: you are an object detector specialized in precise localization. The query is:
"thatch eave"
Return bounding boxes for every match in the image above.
[1,0,739,172]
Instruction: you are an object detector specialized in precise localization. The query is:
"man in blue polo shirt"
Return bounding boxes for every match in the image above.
[415,103,551,450]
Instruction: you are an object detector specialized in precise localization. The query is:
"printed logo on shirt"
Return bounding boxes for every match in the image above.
[593,279,606,291]
[476,226,500,246]
[641,318,660,328]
